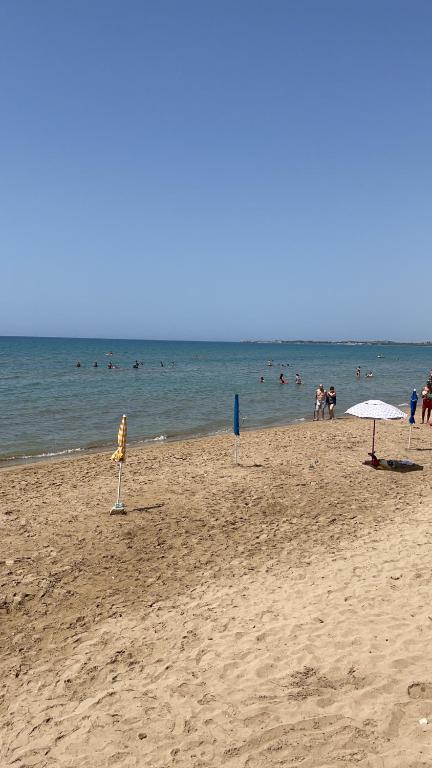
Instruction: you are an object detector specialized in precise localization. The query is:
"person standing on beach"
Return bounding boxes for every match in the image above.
[422,384,432,424]
[327,386,337,419]
[314,384,327,420]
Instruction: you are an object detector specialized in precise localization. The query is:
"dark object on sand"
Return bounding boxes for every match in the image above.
[364,452,423,472]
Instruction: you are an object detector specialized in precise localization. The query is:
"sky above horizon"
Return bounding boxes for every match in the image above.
[1,0,431,342]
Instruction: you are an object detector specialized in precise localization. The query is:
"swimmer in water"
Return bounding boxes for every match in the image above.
[279,373,288,384]
[260,376,265,383]
[107,362,114,369]
[295,373,302,384]
[76,361,81,368]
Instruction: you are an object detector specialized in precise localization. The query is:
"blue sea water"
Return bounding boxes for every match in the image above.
[0,336,431,462]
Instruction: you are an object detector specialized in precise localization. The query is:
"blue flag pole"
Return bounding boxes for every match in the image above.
[233,394,240,464]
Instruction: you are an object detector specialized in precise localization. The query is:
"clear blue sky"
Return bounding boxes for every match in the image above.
[1,0,430,341]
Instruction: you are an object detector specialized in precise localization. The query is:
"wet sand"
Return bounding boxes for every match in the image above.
[2,416,432,767]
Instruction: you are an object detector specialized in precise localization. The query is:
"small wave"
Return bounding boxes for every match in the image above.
[1,447,84,462]
[398,403,409,407]
[137,434,167,444]
[293,417,306,422]
[210,428,230,436]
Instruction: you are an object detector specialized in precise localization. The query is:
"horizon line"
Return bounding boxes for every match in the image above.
[0,334,431,345]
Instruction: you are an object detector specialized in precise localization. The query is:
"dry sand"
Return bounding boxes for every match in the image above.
[1,416,432,767]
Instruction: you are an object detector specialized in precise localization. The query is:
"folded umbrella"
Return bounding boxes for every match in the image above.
[110,414,127,514]
[408,389,418,448]
[233,394,240,464]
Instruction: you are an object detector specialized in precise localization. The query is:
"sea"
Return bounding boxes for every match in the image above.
[0,336,430,464]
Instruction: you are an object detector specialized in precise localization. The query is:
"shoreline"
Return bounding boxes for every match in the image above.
[0,411,359,469]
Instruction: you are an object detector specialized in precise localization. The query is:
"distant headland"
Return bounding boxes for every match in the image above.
[241,339,432,346]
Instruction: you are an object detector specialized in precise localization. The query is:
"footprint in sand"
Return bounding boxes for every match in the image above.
[408,681,432,699]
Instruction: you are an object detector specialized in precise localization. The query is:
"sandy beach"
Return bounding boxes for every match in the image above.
[2,416,432,767]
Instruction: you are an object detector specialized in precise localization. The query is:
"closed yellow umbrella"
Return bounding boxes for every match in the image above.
[111,414,127,462]
[110,414,127,514]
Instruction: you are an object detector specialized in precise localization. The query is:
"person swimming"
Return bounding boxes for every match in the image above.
[366,371,373,378]
[76,361,81,368]
[107,362,114,369]
[279,373,288,384]
[93,362,98,368]
[295,373,302,384]
[260,376,265,383]
[132,362,139,369]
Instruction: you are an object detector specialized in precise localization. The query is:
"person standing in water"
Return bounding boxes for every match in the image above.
[327,386,337,419]
[356,366,361,378]
[279,372,288,384]
[314,383,327,420]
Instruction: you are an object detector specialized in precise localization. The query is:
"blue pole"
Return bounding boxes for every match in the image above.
[233,394,240,463]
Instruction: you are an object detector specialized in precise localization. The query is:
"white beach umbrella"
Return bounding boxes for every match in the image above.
[345,399,406,457]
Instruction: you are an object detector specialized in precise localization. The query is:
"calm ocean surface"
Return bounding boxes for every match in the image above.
[0,337,430,462]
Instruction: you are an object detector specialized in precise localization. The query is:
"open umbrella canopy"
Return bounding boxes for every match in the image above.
[345,400,406,420]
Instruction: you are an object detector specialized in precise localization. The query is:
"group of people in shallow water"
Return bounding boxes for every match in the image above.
[75,359,175,370]
[259,371,302,384]
[356,366,373,378]
[314,383,337,420]
[260,368,337,419]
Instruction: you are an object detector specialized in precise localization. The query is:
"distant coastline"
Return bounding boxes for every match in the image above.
[241,339,432,346]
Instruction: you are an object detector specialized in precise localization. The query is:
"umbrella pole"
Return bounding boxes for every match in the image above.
[408,425,412,450]
[111,462,126,514]
[372,419,376,456]
[116,461,123,505]
[234,437,239,465]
